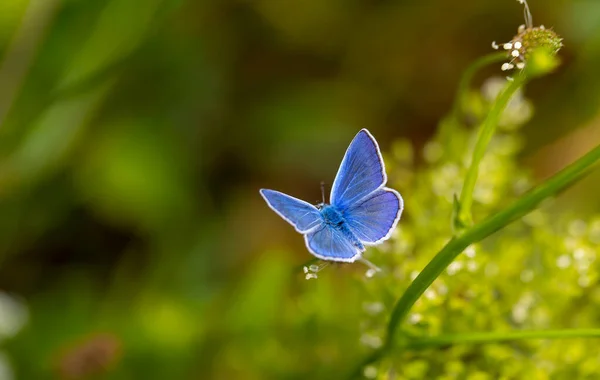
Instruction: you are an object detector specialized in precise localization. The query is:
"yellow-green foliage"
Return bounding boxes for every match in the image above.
[360,78,600,379]
[2,1,600,379]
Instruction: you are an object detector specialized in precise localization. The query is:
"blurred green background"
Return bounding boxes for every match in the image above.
[1,0,600,379]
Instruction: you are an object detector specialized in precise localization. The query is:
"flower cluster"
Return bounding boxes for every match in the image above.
[492,0,563,72]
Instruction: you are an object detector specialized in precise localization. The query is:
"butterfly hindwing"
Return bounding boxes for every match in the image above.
[304,224,362,262]
[343,188,403,244]
[330,129,386,210]
[260,189,323,233]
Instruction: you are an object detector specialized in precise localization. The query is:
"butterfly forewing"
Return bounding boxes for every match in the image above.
[260,189,323,233]
[330,129,386,209]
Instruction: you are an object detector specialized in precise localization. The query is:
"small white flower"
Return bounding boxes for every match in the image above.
[360,334,383,349]
[408,313,422,324]
[365,268,377,278]
[363,302,385,315]
[556,254,571,269]
[0,353,15,380]
[578,276,591,287]
[0,292,28,340]
[446,261,463,275]
[573,248,587,261]
[465,245,476,258]
[363,366,378,379]
[425,289,437,300]
[512,304,528,323]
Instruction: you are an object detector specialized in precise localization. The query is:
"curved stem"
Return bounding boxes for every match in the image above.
[405,329,600,349]
[0,0,61,129]
[455,72,527,229]
[449,52,508,124]
[349,142,600,378]
[387,142,600,345]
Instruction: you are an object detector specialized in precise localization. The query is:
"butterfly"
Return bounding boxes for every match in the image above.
[260,129,403,263]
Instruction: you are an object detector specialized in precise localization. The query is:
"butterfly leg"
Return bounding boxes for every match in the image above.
[358,257,381,277]
[303,261,330,280]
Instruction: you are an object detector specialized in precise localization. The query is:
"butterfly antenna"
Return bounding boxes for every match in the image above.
[320,181,326,204]
[358,257,381,278]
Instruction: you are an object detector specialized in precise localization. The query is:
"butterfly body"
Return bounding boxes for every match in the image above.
[319,204,365,251]
[260,129,403,263]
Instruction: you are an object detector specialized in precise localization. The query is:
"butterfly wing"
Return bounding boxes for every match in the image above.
[260,189,323,233]
[343,188,403,244]
[304,225,362,262]
[330,129,387,209]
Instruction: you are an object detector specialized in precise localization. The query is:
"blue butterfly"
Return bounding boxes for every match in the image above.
[260,129,403,263]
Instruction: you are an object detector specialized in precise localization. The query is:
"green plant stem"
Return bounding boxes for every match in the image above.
[405,329,600,349]
[388,142,600,343]
[348,143,600,378]
[450,52,508,123]
[456,73,527,229]
[0,0,61,129]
